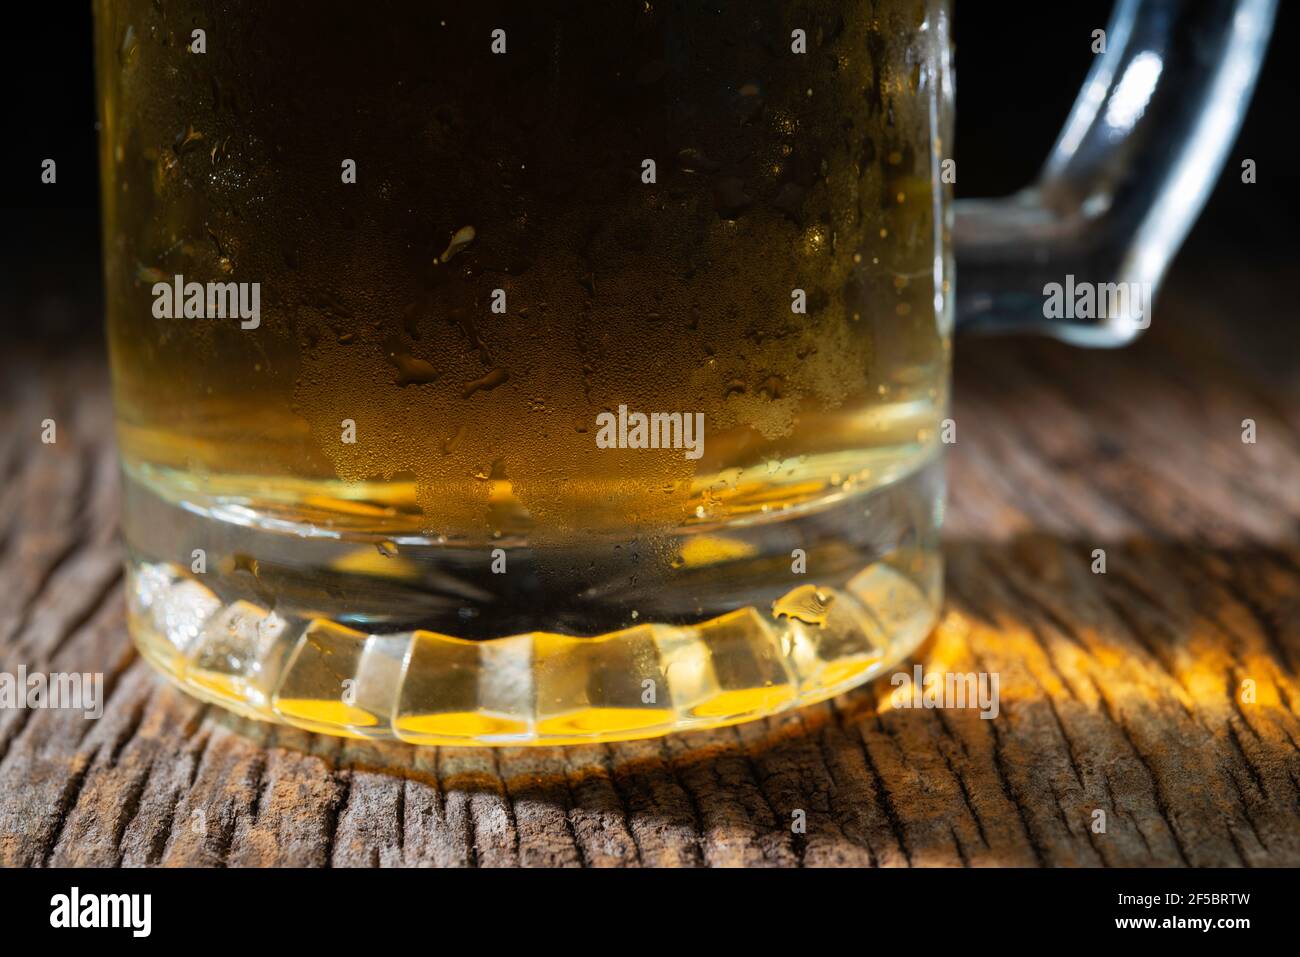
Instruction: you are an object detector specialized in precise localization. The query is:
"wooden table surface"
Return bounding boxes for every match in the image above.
[1,255,1297,867]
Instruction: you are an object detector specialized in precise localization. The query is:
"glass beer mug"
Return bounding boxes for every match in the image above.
[95,0,1274,743]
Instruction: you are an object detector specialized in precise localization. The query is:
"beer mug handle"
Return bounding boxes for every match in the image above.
[953,0,1277,345]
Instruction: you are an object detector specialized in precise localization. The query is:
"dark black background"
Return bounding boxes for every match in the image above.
[1,1,1295,342]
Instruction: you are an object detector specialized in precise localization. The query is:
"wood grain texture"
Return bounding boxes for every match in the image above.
[1,261,1297,867]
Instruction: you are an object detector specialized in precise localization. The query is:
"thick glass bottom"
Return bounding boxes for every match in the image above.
[122,456,943,745]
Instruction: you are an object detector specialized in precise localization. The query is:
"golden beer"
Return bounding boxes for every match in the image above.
[97,0,951,742]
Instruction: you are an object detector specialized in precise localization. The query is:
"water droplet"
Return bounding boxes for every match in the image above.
[772,584,835,626]
[443,424,466,454]
[136,264,168,285]
[118,25,137,68]
[389,351,440,386]
[437,225,476,264]
[209,135,230,168]
[376,541,398,558]
[173,124,205,155]
[758,375,784,399]
[461,367,509,398]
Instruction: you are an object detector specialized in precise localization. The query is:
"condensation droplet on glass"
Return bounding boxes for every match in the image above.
[437,225,476,264]
[118,25,137,68]
[772,584,835,627]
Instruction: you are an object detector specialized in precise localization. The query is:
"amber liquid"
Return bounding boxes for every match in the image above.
[97,0,952,743]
